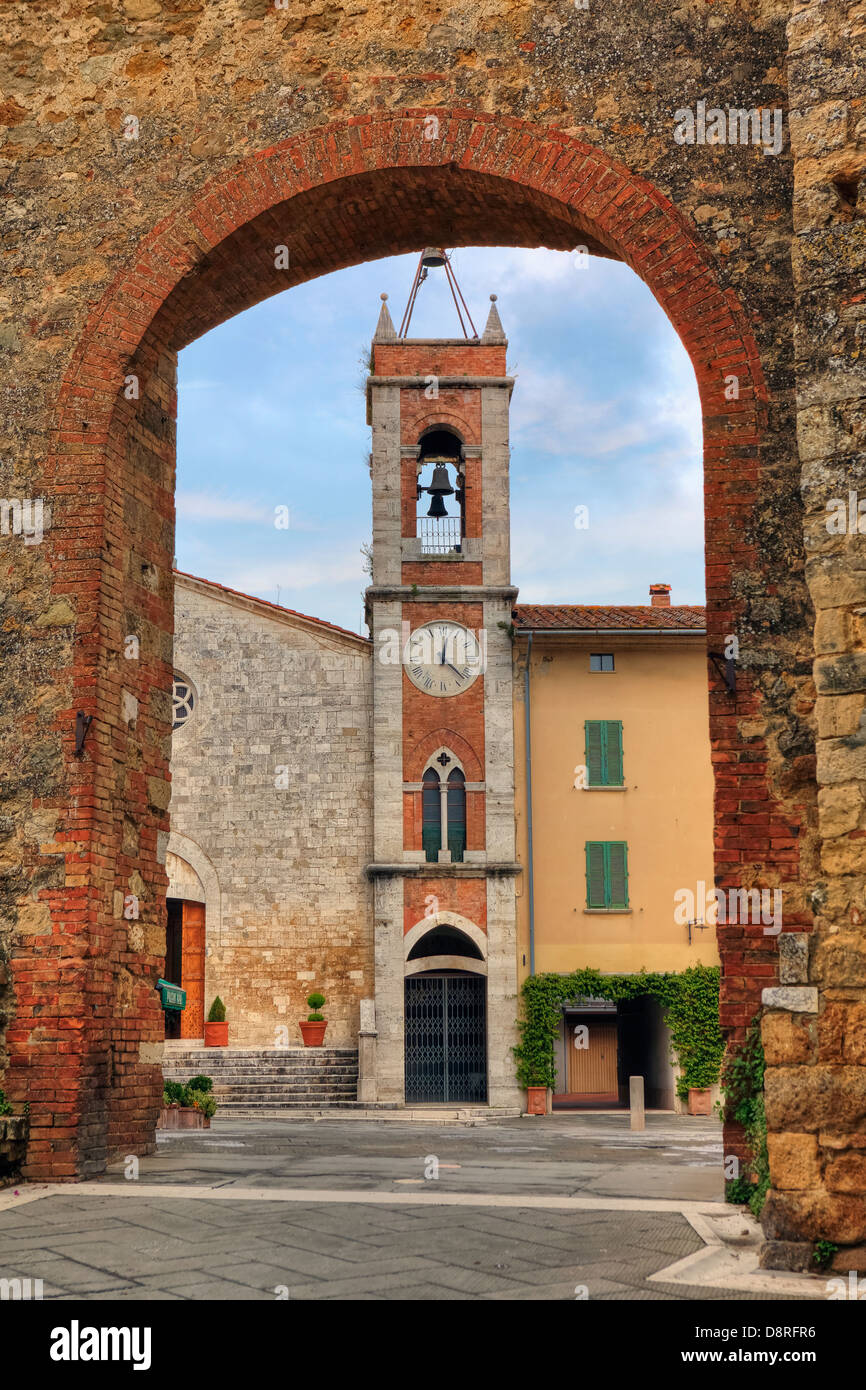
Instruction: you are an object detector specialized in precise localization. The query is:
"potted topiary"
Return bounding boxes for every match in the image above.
[299,991,327,1046]
[204,996,228,1047]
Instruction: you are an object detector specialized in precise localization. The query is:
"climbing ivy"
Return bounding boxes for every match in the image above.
[513,965,724,1094]
[719,1014,769,1217]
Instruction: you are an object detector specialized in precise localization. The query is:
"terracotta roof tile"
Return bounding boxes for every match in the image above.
[513,603,706,631]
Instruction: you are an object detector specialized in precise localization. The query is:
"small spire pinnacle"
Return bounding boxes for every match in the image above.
[374,292,396,342]
[481,293,506,345]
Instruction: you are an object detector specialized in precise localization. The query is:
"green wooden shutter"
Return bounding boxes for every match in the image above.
[607,842,629,907]
[604,721,623,786]
[585,721,604,786]
[586,842,607,907]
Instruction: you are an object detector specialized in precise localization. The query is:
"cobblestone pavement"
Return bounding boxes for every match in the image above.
[0,1114,811,1300]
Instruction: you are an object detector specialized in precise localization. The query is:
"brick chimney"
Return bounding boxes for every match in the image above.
[649,583,671,608]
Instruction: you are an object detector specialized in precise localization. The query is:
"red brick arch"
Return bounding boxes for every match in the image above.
[406,729,484,783]
[19,107,782,1178]
[413,415,473,444]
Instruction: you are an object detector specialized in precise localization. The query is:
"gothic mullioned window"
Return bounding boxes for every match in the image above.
[421,752,466,862]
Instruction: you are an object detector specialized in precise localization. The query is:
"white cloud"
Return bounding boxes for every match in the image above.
[176,492,274,523]
[226,553,366,596]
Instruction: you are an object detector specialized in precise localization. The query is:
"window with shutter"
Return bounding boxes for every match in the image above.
[605,721,623,785]
[585,842,607,907]
[447,768,466,863]
[585,720,604,785]
[422,768,441,863]
[607,842,629,907]
[584,720,623,786]
[585,841,629,908]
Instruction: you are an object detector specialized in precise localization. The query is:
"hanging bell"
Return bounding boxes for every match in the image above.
[427,492,448,519]
[421,247,447,269]
[427,463,454,497]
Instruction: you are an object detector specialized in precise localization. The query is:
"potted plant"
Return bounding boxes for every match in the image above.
[525,1082,549,1115]
[204,996,228,1047]
[157,1077,217,1129]
[299,991,327,1046]
[687,1086,713,1116]
[513,1036,553,1116]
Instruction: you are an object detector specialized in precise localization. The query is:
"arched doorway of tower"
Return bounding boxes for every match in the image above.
[404,920,487,1105]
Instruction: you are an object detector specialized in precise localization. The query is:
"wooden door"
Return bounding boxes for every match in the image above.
[180,901,205,1040]
[567,1021,618,1096]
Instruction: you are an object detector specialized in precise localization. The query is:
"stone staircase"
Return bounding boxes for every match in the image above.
[162,1046,371,1113]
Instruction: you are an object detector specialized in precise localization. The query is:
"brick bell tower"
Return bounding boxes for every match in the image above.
[365,261,521,1109]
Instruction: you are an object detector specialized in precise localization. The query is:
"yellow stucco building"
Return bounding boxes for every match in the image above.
[513,585,718,1109]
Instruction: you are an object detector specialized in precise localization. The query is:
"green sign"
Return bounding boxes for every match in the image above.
[156,978,186,1011]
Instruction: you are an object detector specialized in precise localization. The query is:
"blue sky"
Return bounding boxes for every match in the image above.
[176,246,704,634]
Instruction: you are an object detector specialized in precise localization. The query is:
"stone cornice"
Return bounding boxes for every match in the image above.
[366,585,518,603]
[365,862,522,880]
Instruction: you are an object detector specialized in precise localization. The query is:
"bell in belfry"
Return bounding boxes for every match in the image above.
[421,247,447,268]
[426,462,454,517]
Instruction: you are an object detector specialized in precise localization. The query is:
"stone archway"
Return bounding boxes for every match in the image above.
[1,105,825,1256]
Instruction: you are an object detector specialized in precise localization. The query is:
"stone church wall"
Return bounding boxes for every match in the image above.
[170,576,374,1048]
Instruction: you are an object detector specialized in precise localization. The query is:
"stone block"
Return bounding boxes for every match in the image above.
[778,932,809,984]
[761,986,818,1012]
[767,1131,820,1189]
[818,1002,866,1065]
[811,933,866,988]
[826,1150,866,1194]
[758,1240,814,1272]
[821,834,866,875]
[765,1065,866,1132]
[762,1010,816,1069]
[817,782,863,835]
[762,1188,866,1245]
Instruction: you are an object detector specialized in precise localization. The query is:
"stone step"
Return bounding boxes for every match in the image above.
[164,1069,358,1079]
[164,1045,361,1108]
[164,1050,358,1060]
[215,1100,381,1111]
[212,1091,358,1102]
[164,1065,359,1076]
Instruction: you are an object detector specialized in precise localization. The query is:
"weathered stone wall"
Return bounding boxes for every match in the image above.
[170,575,374,1048]
[0,0,858,1259]
[758,0,866,1271]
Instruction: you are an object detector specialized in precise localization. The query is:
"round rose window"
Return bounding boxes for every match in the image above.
[172,674,196,731]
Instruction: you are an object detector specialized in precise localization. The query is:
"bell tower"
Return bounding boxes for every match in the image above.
[365,263,521,1108]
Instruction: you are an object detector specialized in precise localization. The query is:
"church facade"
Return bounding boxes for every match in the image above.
[166,295,717,1111]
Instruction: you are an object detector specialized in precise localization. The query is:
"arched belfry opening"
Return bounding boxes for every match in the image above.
[10,110,810,1215]
[416,429,465,556]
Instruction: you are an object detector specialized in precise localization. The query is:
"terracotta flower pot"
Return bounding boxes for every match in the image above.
[687,1086,713,1116]
[299,1020,327,1047]
[178,1107,207,1128]
[526,1085,548,1116]
[204,1021,228,1047]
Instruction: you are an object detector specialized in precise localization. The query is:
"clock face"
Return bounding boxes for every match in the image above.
[403,621,483,697]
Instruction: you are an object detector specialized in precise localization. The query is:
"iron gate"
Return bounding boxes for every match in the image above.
[404,973,487,1104]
